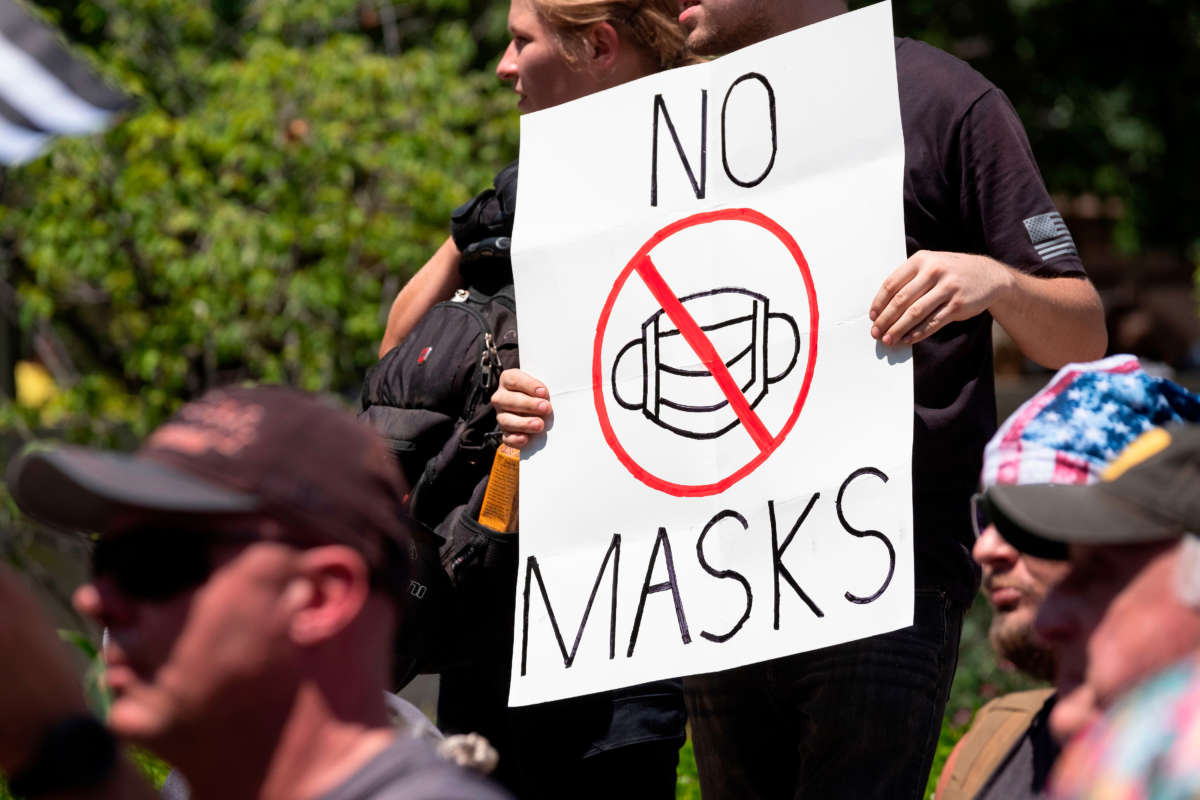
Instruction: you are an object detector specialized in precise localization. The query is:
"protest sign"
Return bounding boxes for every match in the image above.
[509,1,911,706]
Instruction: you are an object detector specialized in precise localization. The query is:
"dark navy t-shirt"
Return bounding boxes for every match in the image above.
[895,38,1088,604]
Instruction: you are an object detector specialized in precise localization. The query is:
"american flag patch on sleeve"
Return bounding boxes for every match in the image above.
[1023,211,1078,261]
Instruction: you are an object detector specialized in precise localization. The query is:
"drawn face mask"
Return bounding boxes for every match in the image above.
[611,288,800,440]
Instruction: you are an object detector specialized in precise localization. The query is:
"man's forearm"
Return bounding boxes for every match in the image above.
[989,268,1107,369]
[869,250,1108,364]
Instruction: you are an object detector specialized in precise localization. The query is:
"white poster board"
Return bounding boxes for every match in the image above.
[509,1,912,706]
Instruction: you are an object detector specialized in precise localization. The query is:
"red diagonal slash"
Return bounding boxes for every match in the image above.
[633,255,773,451]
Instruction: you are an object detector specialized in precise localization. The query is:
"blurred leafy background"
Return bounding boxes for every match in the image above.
[0,0,519,446]
[0,0,1195,796]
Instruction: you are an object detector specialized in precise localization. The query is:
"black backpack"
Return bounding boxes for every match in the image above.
[361,163,522,680]
[362,161,520,527]
[361,282,519,526]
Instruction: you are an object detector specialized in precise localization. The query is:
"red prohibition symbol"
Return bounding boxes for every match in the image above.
[592,208,820,497]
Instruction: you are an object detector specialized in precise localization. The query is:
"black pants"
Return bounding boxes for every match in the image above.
[684,587,965,799]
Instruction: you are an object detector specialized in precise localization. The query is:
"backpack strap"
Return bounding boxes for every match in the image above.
[940,688,1056,800]
[452,162,518,294]
[450,161,517,247]
[406,284,518,526]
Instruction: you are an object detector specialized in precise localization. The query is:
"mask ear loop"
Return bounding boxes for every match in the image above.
[1174,535,1200,609]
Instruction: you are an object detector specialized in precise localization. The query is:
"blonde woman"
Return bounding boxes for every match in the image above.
[379,0,695,355]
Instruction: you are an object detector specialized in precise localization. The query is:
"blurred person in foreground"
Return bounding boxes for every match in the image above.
[2,385,510,800]
[938,355,1200,800]
[984,423,1200,798]
[0,561,156,799]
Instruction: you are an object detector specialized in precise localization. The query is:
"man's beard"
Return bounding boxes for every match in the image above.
[687,0,775,56]
[990,619,1056,682]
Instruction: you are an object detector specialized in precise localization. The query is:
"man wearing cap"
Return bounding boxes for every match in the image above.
[984,423,1200,796]
[937,355,1200,800]
[2,385,509,800]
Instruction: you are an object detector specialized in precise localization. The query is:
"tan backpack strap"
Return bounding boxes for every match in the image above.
[939,688,1054,800]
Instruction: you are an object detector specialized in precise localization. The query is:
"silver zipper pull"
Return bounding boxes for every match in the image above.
[480,333,498,390]
[451,289,469,303]
[486,332,500,366]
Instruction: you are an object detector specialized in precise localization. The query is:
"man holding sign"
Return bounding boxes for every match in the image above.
[499,0,1104,796]
[671,1,1106,797]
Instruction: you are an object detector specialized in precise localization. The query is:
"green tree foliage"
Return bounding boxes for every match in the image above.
[7,0,1196,437]
[0,0,518,441]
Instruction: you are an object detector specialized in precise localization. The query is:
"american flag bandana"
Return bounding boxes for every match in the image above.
[982,355,1200,488]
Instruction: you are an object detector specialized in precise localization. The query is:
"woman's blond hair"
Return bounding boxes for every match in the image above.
[531,0,703,70]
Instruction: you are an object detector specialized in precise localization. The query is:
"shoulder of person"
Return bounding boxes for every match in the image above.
[982,687,1056,714]
[939,688,1056,800]
[894,37,998,120]
[321,735,511,800]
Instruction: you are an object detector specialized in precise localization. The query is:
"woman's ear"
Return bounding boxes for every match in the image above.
[587,21,620,70]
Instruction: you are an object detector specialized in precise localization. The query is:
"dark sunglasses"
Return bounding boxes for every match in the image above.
[969,492,992,540]
[92,527,400,602]
[91,528,269,602]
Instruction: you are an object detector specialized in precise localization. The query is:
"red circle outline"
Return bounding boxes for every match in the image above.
[592,208,819,497]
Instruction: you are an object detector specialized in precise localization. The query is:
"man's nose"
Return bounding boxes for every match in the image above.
[973,524,1019,571]
[496,41,518,82]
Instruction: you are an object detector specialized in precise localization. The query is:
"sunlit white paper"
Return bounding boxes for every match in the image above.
[509,1,912,706]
